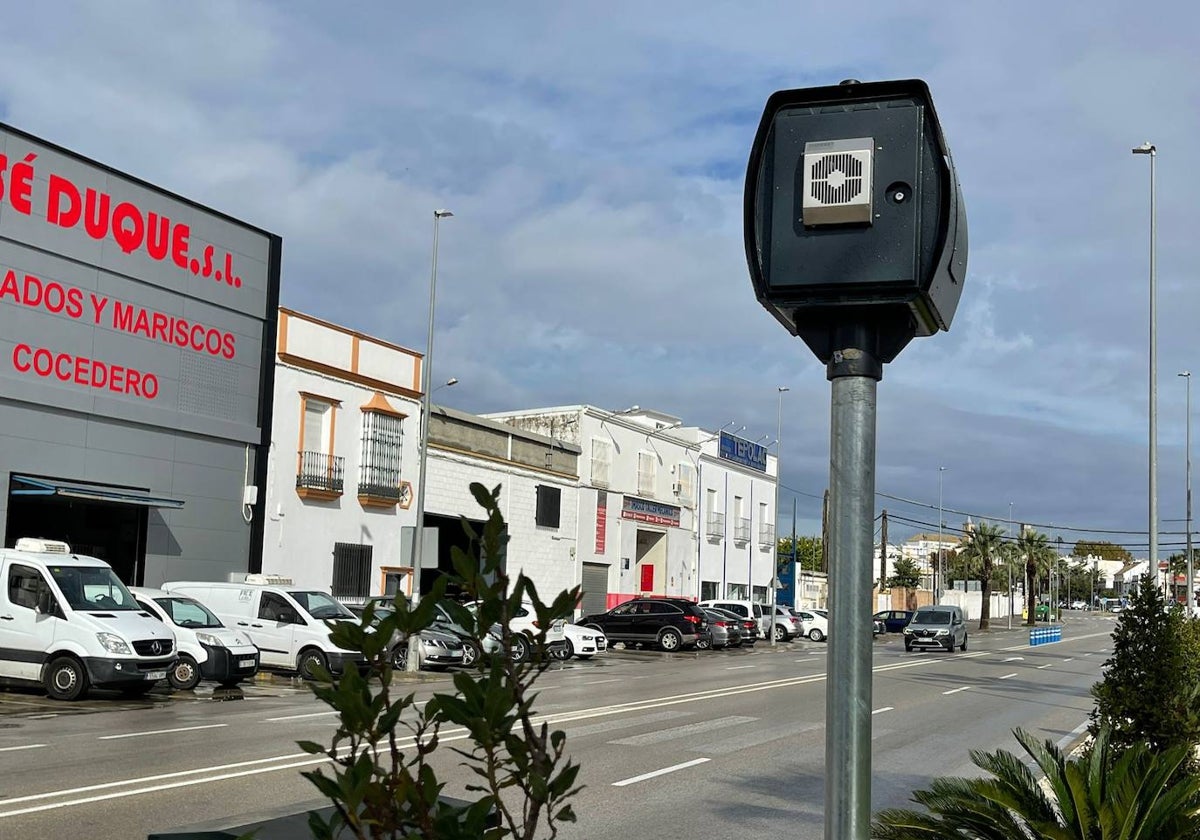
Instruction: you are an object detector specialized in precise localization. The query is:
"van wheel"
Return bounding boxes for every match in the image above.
[960,635,968,652]
[168,655,202,691]
[808,628,825,642]
[44,656,88,701]
[298,649,328,680]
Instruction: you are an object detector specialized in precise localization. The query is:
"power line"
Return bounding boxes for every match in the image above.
[884,513,1187,553]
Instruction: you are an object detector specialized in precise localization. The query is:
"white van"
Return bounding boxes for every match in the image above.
[129,587,261,690]
[161,578,365,679]
[0,538,176,700]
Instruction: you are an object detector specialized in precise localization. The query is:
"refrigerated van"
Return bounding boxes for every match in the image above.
[161,578,364,678]
[0,539,176,700]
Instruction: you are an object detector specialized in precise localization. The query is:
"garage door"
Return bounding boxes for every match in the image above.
[581,563,610,616]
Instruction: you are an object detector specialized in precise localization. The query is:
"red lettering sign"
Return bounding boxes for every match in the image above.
[13,344,159,401]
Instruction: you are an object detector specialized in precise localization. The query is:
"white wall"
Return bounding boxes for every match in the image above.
[261,365,420,595]
[424,447,579,602]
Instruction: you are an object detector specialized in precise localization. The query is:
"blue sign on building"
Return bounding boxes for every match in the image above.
[719,431,768,472]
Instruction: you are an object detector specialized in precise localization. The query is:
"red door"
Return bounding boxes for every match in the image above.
[640,565,655,592]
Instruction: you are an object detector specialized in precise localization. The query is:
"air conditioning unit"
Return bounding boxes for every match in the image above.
[244,573,294,585]
[15,538,71,554]
[671,482,682,495]
[802,137,874,226]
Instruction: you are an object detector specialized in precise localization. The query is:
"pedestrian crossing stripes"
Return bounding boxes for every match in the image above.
[608,715,757,746]
[564,710,692,738]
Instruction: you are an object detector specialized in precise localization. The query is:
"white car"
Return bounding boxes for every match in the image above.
[130,587,260,690]
[465,600,567,662]
[1070,600,1089,610]
[553,623,607,660]
[793,609,829,642]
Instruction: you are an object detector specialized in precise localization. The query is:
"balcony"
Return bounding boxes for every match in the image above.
[759,523,775,548]
[296,451,344,500]
[357,480,402,508]
[734,516,751,543]
[705,512,725,539]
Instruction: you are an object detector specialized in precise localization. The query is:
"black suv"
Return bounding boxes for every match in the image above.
[578,597,708,651]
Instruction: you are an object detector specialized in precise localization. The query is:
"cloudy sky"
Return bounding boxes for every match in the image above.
[3,2,1196,553]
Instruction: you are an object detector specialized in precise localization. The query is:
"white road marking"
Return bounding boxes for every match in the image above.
[264,710,340,722]
[577,678,619,686]
[609,715,756,746]
[690,721,821,754]
[612,757,710,787]
[1003,657,1024,662]
[943,686,971,695]
[1083,653,1092,657]
[1037,664,1053,670]
[565,711,692,738]
[98,724,227,741]
[872,706,894,715]
[725,665,757,671]
[999,673,1018,680]
[0,744,46,753]
[1063,658,1074,662]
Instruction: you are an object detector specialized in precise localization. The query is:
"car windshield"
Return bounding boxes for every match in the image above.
[48,565,139,611]
[911,610,952,625]
[154,597,222,628]
[289,591,356,619]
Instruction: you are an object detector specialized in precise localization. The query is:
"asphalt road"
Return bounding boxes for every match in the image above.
[0,613,1114,839]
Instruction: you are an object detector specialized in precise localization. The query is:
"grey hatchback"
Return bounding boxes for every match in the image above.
[903,605,967,652]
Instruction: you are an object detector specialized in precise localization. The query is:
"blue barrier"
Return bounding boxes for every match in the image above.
[1028,625,1063,646]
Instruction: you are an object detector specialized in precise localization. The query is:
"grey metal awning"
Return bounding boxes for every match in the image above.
[10,475,185,509]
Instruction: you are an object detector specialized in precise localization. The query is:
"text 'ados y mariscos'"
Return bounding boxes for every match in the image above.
[0,151,247,290]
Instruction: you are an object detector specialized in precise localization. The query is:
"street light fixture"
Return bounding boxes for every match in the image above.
[1182,370,1194,613]
[771,386,789,648]
[407,208,453,672]
[1133,142,1158,593]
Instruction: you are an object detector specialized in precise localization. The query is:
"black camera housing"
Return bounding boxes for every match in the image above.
[744,79,967,369]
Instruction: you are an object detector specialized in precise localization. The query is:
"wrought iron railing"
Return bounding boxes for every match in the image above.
[297,451,344,494]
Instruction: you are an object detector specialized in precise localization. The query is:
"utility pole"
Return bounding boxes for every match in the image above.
[879,509,888,596]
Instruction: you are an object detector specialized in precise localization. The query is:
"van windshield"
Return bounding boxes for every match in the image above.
[289,591,355,619]
[153,597,223,628]
[911,610,952,625]
[48,566,139,612]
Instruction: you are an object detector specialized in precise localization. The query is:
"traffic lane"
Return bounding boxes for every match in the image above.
[0,635,1104,840]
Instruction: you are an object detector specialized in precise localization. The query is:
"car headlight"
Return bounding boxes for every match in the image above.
[580,634,594,642]
[96,633,131,655]
[196,632,225,648]
[903,628,913,635]
[934,629,949,636]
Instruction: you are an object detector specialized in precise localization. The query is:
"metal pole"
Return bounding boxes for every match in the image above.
[407,208,452,672]
[1008,502,1013,629]
[937,467,946,602]
[1134,143,1159,592]
[825,370,877,840]
[771,386,788,647]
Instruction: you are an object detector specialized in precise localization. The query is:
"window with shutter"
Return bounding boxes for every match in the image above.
[637,451,656,496]
[591,438,612,487]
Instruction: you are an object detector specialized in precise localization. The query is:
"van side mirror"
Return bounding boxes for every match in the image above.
[36,588,55,616]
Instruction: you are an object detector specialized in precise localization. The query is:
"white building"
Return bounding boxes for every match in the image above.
[485,406,778,616]
[420,406,581,602]
[260,309,423,600]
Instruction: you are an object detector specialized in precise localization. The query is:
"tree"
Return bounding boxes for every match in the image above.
[776,535,823,572]
[1091,573,1200,756]
[872,726,1200,839]
[887,557,922,611]
[1017,528,1051,626]
[959,522,1004,630]
[1072,539,1134,563]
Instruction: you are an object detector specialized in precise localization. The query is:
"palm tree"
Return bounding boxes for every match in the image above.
[959,522,1005,630]
[1017,528,1050,626]
[872,726,1200,840]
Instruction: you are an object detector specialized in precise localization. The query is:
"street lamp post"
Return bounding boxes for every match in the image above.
[1133,142,1158,593]
[1008,501,1014,629]
[937,467,947,602]
[407,208,453,672]
[771,386,789,648]
[1182,371,1194,613]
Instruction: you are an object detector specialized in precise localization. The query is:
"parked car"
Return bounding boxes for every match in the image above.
[1069,600,1089,610]
[578,598,708,651]
[463,599,568,662]
[700,609,744,649]
[359,597,483,666]
[553,623,608,660]
[793,609,829,642]
[697,599,767,637]
[708,606,759,646]
[130,587,260,690]
[903,605,967,652]
[873,616,886,637]
[1,538,176,701]
[873,610,913,633]
[348,600,468,671]
[764,604,801,641]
